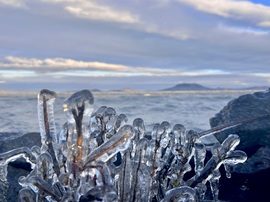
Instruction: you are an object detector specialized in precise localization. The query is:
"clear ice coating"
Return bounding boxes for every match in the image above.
[0,89,248,202]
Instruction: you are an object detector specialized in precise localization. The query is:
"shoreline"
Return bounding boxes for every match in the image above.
[0,89,263,97]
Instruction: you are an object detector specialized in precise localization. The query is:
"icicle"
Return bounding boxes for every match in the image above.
[29,176,59,201]
[185,130,198,149]
[91,106,107,119]
[36,153,54,182]
[135,164,151,202]
[131,118,146,157]
[114,114,128,132]
[103,107,117,141]
[52,182,65,199]
[134,138,150,165]
[118,149,133,202]
[161,186,198,202]
[209,169,221,201]
[63,90,94,166]
[194,142,206,174]
[18,188,35,202]
[153,121,172,172]
[172,124,186,146]
[84,125,135,165]
[131,138,150,201]
[172,124,186,160]
[133,118,146,140]
[223,150,247,178]
[91,106,107,135]
[58,173,69,187]
[103,107,116,131]
[31,146,41,159]
[186,134,247,191]
[158,121,171,148]
[37,89,57,151]
[62,89,94,190]
[195,183,207,201]
[37,89,60,177]
[148,123,160,178]
[56,123,68,173]
[79,161,116,201]
[221,134,240,152]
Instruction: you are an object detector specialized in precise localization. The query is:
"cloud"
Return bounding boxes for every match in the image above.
[0,56,182,76]
[181,69,231,76]
[43,0,192,40]
[0,56,131,71]
[0,56,242,80]
[178,0,270,27]
[0,70,36,78]
[40,0,139,24]
[218,23,269,36]
[0,0,194,41]
[0,0,26,8]
[258,21,270,27]
[65,4,139,24]
[138,23,194,40]
[252,73,270,78]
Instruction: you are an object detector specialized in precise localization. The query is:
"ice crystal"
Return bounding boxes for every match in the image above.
[0,89,248,201]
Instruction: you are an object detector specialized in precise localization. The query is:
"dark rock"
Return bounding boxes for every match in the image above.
[233,146,270,174]
[6,162,32,202]
[218,165,270,202]
[209,90,270,201]
[0,132,41,153]
[210,90,270,150]
[0,181,8,202]
[210,90,270,173]
[0,132,40,202]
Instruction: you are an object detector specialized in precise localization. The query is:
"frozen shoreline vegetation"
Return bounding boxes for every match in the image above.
[0,89,259,202]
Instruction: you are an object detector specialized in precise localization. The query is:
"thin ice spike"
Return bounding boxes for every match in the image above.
[37,89,60,176]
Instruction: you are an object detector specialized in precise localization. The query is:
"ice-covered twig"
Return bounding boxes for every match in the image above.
[38,89,60,176]
[161,186,198,202]
[84,125,135,166]
[0,89,251,202]
[186,134,247,188]
[0,147,36,181]
[198,114,270,138]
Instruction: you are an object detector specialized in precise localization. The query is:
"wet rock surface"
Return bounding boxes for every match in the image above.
[210,89,270,201]
[210,89,270,150]
[210,90,270,172]
[210,90,270,171]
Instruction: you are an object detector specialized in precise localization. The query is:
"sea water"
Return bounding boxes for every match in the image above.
[0,90,257,140]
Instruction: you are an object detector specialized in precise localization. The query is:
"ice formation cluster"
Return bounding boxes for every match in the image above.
[0,89,247,201]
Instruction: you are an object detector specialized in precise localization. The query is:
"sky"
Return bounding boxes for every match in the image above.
[0,0,270,91]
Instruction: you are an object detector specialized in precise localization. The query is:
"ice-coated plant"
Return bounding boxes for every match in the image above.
[0,89,248,201]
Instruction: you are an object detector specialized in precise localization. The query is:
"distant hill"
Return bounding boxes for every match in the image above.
[162,83,269,91]
[162,83,212,91]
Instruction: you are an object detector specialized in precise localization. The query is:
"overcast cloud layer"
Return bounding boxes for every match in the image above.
[0,0,270,91]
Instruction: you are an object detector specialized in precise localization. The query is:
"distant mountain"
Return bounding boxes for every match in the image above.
[162,83,270,91]
[162,83,212,91]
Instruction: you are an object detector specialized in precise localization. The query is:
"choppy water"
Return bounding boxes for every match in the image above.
[0,90,257,139]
